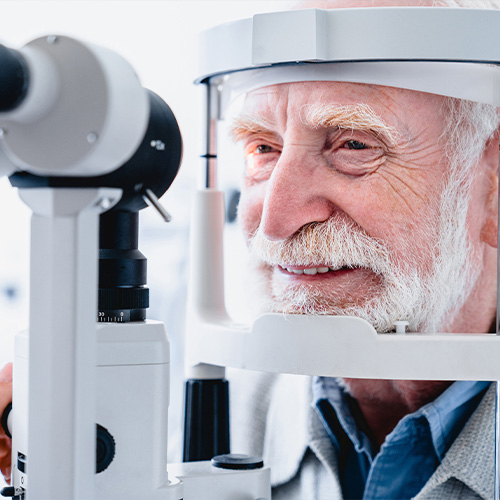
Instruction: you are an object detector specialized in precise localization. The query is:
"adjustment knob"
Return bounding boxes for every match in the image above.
[96,424,115,474]
[211,454,264,470]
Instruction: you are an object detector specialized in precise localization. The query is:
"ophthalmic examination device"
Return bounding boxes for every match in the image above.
[0,34,269,500]
[2,5,500,500]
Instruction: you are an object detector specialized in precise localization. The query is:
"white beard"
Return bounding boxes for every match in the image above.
[245,178,480,333]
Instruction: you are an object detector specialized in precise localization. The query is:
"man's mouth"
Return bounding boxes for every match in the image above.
[272,264,384,310]
[277,264,357,276]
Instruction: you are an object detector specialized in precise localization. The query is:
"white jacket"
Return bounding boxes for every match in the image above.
[229,370,494,500]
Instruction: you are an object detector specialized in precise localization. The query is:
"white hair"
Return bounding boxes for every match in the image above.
[441,100,499,182]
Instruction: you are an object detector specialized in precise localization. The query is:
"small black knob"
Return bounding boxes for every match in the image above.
[0,486,15,498]
[16,453,26,474]
[1,403,12,439]
[0,485,24,499]
[211,454,264,470]
[96,424,115,474]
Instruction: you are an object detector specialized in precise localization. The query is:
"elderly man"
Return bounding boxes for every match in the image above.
[228,0,500,499]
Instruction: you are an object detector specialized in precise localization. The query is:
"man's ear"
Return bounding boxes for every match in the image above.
[480,132,499,248]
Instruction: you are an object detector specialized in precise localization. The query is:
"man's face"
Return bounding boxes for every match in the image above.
[232,81,494,333]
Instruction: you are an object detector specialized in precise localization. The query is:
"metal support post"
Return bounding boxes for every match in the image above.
[18,187,120,500]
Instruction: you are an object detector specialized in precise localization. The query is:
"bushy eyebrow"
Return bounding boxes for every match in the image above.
[301,103,400,146]
[229,113,277,143]
[229,103,400,147]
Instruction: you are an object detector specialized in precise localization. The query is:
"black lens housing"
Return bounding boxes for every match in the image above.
[98,211,148,322]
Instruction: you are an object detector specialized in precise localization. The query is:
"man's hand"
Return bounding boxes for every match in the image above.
[0,364,13,484]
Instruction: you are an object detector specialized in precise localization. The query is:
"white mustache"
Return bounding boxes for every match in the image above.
[249,214,392,276]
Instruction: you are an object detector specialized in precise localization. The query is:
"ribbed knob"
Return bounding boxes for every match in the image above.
[99,287,149,311]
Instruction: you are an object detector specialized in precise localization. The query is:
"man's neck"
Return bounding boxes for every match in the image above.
[342,289,497,447]
[342,378,453,448]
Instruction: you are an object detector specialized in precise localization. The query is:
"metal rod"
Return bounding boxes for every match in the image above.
[142,188,171,222]
[203,81,218,189]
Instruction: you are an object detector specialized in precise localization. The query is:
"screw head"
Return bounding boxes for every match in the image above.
[96,197,113,211]
[87,133,98,144]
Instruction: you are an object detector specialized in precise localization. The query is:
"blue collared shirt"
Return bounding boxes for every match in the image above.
[312,377,490,499]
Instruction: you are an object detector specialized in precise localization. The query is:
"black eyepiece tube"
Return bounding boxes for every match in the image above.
[98,211,149,323]
[0,44,29,112]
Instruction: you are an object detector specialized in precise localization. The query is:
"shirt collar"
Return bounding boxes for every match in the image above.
[418,380,490,459]
[313,376,376,458]
[312,377,489,462]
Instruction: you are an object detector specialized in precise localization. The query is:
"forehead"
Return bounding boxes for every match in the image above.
[240,81,447,132]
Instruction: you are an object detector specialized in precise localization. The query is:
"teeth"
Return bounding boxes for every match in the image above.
[303,268,317,275]
[281,265,352,274]
[282,266,331,275]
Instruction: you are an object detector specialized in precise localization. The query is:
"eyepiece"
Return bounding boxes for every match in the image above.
[0,45,29,112]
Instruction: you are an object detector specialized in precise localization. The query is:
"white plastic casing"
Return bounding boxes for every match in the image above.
[17,187,121,500]
[13,321,183,500]
[95,321,182,500]
[197,8,500,112]
[199,8,500,78]
[186,189,227,380]
[168,461,271,500]
[0,36,149,177]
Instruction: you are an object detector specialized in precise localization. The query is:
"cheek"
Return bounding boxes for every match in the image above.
[340,180,441,270]
[238,186,265,240]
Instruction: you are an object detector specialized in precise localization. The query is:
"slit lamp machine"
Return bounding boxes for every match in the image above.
[0,5,499,499]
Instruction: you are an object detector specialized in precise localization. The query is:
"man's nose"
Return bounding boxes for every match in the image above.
[260,148,335,241]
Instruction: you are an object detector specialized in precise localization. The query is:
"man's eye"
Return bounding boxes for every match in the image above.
[344,140,368,150]
[244,142,280,183]
[255,144,274,154]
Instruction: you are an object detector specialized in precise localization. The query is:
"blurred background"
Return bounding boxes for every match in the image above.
[0,0,292,467]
